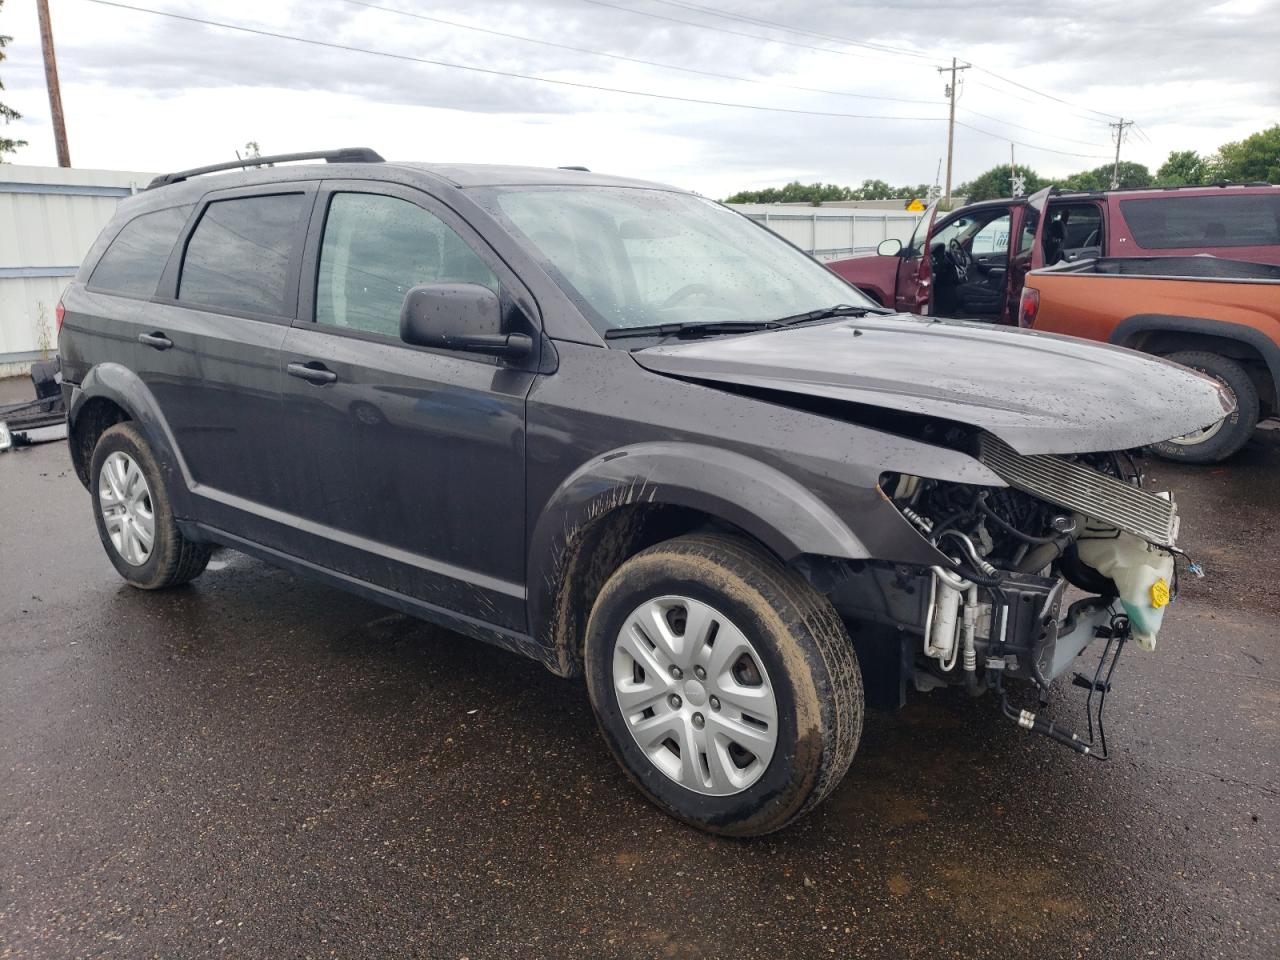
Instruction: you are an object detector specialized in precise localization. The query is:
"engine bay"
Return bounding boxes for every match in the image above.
[827,436,1187,758]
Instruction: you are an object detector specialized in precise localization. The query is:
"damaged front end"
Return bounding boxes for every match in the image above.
[829,432,1194,758]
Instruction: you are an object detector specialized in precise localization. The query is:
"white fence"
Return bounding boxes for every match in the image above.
[727,203,923,262]
[0,165,155,376]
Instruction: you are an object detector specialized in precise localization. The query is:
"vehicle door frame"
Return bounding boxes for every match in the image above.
[154,179,320,324]
[280,177,547,632]
[1002,190,1052,324]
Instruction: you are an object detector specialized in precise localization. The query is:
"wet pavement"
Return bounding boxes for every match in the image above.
[1,393,1277,958]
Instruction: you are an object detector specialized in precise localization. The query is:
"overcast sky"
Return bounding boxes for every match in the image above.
[2,0,1277,197]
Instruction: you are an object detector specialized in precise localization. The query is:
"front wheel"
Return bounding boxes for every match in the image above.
[1149,350,1259,464]
[584,533,863,836]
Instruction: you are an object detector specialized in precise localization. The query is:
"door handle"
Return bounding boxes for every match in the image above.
[287,361,338,385]
[138,332,173,350]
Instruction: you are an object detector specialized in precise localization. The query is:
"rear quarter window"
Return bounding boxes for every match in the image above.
[1119,194,1280,249]
[178,193,308,316]
[89,204,193,298]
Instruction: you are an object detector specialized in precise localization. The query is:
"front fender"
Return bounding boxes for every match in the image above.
[526,441,886,645]
[68,363,193,516]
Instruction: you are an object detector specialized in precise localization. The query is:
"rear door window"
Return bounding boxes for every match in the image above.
[89,205,193,298]
[315,192,498,338]
[178,193,308,316]
[1119,195,1280,249]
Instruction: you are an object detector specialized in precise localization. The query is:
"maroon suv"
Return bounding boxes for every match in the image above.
[828,183,1280,324]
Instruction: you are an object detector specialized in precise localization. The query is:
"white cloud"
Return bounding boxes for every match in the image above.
[1,0,1276,196]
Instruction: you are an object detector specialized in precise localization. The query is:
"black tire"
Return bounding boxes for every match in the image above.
[584,532,863,836]
[1149,351,1259,464]
[89,422,212,589]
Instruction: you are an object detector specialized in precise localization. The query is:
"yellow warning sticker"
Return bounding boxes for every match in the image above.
[1150,578,1170,609]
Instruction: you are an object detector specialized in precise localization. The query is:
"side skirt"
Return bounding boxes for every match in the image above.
[184,521,558,672]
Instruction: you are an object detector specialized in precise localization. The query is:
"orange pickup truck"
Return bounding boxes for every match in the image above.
[1019,256,1280,463]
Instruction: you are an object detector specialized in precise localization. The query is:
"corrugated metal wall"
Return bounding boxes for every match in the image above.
[727,203,923,261]
[0,165,154,375]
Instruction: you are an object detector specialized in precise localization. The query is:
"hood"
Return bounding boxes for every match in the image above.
[631,314,1235,455]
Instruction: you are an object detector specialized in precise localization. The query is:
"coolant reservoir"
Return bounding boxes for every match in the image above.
[1076,530,1175,651]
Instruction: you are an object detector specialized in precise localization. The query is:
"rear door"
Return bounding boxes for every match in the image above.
[274,181,539,630]
[1003,189,1050,323]
[137,183,315,536]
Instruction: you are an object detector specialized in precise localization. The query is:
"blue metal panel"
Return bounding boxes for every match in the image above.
[0,266,78,279]
[0,181,135,198]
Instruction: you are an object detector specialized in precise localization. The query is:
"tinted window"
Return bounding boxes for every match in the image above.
[179,193,307,316]
[1120,195,1280,249]
[316,193,497,338]
[89,205,192,297]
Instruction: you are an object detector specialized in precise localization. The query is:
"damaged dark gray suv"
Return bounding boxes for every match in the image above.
[59,149,1231,835]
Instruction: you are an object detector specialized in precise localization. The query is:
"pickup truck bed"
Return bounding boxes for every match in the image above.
[1022,256,1280,463]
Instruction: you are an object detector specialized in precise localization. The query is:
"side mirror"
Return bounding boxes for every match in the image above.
[877,238,903,257]
[399,283,531,359]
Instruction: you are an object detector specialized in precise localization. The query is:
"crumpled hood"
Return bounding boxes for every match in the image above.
[631,314,1235,455]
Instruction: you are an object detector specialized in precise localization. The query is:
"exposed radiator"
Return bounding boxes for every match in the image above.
[978,435,1179,548]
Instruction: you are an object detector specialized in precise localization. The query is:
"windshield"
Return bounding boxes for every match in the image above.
[472,185,875,337]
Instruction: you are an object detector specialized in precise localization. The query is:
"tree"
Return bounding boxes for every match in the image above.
[1061,162,1152,192]
[1213,125,1280,184]
[723,178,933,205]
[957,164,1047,202]
[0,1,27,161]
[1156,150,1210,186]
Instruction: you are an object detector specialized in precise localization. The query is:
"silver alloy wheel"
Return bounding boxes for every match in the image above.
[612,595,778,796]
[99,451,155,567]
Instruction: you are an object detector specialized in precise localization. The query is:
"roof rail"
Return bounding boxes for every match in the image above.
[147,147,385,190]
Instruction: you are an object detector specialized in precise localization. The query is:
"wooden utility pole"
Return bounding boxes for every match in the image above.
[36,0,71,167]
[937,57,970,207]
[1108,118,1134,189]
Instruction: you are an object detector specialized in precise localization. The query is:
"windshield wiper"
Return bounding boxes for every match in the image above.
[773,303,892,326]
[604,320,780,341]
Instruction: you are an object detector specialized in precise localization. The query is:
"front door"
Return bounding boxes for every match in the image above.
[895,200,940,314]
[276,182,538,631]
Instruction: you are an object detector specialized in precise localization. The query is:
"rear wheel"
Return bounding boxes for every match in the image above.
[90,422,211,589]
[1150,351,1259,464]
[584,533,862,836]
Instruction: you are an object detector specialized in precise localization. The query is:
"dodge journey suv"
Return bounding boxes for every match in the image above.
[59,149,1230,835]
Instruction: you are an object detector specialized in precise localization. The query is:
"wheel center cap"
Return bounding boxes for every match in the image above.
[682,679,707,706]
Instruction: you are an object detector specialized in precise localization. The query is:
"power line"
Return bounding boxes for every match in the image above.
[971,66,1121,121]
[953,119,1111,160]
[624,0,1123,123]
[578,0,945,67]
[640,0,939,62]
[80,0,945,121]
[956,106,1106,147]
[968,78,1110,126]
[580,0,1113,148]
[80,0,1115,161]
[338,0,942,107]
